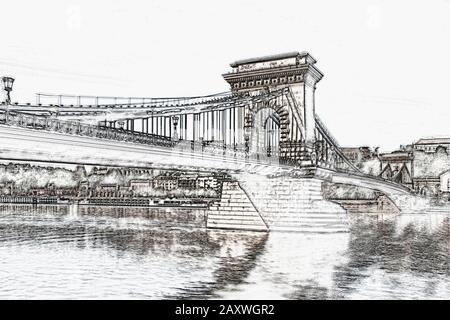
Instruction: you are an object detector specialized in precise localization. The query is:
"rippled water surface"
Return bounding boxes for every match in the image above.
[0,205,449,299]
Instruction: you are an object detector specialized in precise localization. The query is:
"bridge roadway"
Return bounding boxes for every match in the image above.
[0,124,288,175]
[0,124,410,197]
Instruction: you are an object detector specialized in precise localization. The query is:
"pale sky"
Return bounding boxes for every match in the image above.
[1,0,450,151]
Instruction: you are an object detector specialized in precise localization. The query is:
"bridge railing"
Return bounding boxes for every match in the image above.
[172,139,248,158]
[0,109,176,148]
[314,115,340,148]
[323,165,413,193]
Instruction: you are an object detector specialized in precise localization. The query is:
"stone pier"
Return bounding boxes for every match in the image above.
[207,173,349,233]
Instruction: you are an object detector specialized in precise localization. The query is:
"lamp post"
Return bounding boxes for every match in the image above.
[172,115,179,141]
[2,76,14,105]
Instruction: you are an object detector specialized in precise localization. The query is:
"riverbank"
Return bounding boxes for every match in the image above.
[0,196,216,208]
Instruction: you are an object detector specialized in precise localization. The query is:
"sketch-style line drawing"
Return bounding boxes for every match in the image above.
[1,49,450,301]
[0,52,445,233]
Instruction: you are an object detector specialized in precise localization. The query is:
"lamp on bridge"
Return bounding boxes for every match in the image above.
[1,76,14,105]
[172,115,179,141]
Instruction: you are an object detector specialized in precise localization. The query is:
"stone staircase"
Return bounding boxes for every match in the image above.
[206,181,269,231]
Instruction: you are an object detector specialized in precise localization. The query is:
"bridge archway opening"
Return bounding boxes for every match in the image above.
[249,107,281,160]
[419,186,430,196]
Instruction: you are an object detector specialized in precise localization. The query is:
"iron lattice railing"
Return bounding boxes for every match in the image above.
[0,109,176,148]
[314,115,361,173]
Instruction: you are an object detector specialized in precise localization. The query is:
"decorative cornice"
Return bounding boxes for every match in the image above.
[223,64,323,92]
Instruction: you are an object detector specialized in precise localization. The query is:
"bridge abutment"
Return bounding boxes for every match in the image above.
[207,172,349,233]
[206,181,269,231]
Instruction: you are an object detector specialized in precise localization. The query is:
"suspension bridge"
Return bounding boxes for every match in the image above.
[0,51,415,232]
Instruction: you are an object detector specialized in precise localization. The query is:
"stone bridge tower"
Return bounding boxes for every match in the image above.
[222,51,323,166]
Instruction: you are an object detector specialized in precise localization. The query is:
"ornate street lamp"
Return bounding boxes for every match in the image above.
[2,76,14,105]
[172,115,179,141]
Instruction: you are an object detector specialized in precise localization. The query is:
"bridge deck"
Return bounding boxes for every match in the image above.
[0,124,410,196]
[0,124,289,175]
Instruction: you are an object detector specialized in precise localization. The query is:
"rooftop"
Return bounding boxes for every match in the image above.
[379,151,413,159]
[341,146,371,151]
[415,137,450,145]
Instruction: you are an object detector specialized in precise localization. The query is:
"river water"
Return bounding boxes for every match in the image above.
[0,204,449,299]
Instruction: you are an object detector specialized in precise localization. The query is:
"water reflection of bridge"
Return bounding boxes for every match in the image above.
[0,205,448,299]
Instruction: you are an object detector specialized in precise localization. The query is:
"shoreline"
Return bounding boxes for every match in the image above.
[0,201,209,210]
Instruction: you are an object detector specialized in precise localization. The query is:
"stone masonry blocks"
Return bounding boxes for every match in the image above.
[234,173,349,233]
[206,181,268,232]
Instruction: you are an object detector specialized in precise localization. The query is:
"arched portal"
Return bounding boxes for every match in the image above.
[264,112,280,157]
[249,107,282,159]
[244,96,306,163]
[420,186,430,196]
